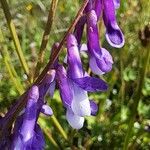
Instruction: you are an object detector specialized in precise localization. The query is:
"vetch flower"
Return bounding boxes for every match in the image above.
[56,34,108,129]
[11,86,45,150]
[87,9,113,75]
[103,0,124,48]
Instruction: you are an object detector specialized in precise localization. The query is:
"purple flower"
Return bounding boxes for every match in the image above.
[56,34,108,129]
[11,86,45,150]
[103,0,124,48]
[87,9,113,75]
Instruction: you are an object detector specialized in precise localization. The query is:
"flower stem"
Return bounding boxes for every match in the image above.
[38,118,60,149]
[51,115,68,141]
[123,46,150,150]
[0,0,30,79]
[34,0,58,79]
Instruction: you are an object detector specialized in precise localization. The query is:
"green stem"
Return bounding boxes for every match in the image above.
[51,115,68,141]
[34,0,58,79]
[123,46,150,150]
[38,118,60,149]
[0,0,30,78]
[0,28,24,94]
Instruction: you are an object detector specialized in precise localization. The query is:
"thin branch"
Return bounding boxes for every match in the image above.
[34,0,58,79]
[0,0,30,79]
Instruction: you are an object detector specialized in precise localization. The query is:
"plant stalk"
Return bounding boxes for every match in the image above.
[123,46,150,150]
[0,0,30,79]
[34,0,58,79]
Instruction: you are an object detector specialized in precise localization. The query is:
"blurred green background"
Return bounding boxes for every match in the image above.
[0,0,150,149]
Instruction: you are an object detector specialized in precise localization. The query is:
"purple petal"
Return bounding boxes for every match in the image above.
[73,76,108,92]
[90,100,98,116]
[32,124,45,149]
[20,86,39,142]
[66,109,84,129]
[103,0,124,48]
[84,0,94,13]
[80,43,88,52]
[89,47,113,75]
[94,48,113,73]
[11,135,24,150]
[113,0,120,9]
[86,10,102,56]
[56,65,73,108]
[89,56,105,74]
[94,0,102,20]
[48,81,56,98]
[86,10,113,74]
[41,104,53,116]
[39,69,56,98]
[67,34,84,79]
[71,84,91,116]
[86,10,114,75]
[74,16,86,46]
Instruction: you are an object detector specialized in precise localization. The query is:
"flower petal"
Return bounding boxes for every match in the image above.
[32,124,45,149]
[67,34,83,79]
[71,84,91,116]
[95,48,113,73]
[113,0,120,9]
[87,10,101,56]
[87,10,113,74]
[94,0,102,20]
[66,109,84,129]
[41,104,53,116]
[48,81,56,98]
[89,47,113,75]
[56,65,73,108]
[89,56,105,74]
[103,0,124,48]
[73,76,108,92]
[74,16,86,46]
[39,69,56,98]
[90,100,98,116]
[20,86,39,142]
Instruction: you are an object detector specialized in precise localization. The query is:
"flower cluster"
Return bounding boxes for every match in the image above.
[54,0,124,129]
[0,0,124,149]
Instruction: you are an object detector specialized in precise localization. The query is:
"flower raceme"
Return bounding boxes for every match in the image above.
[1,0,125,149]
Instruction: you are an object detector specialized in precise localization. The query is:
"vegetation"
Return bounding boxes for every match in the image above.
[0,0,150,149]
